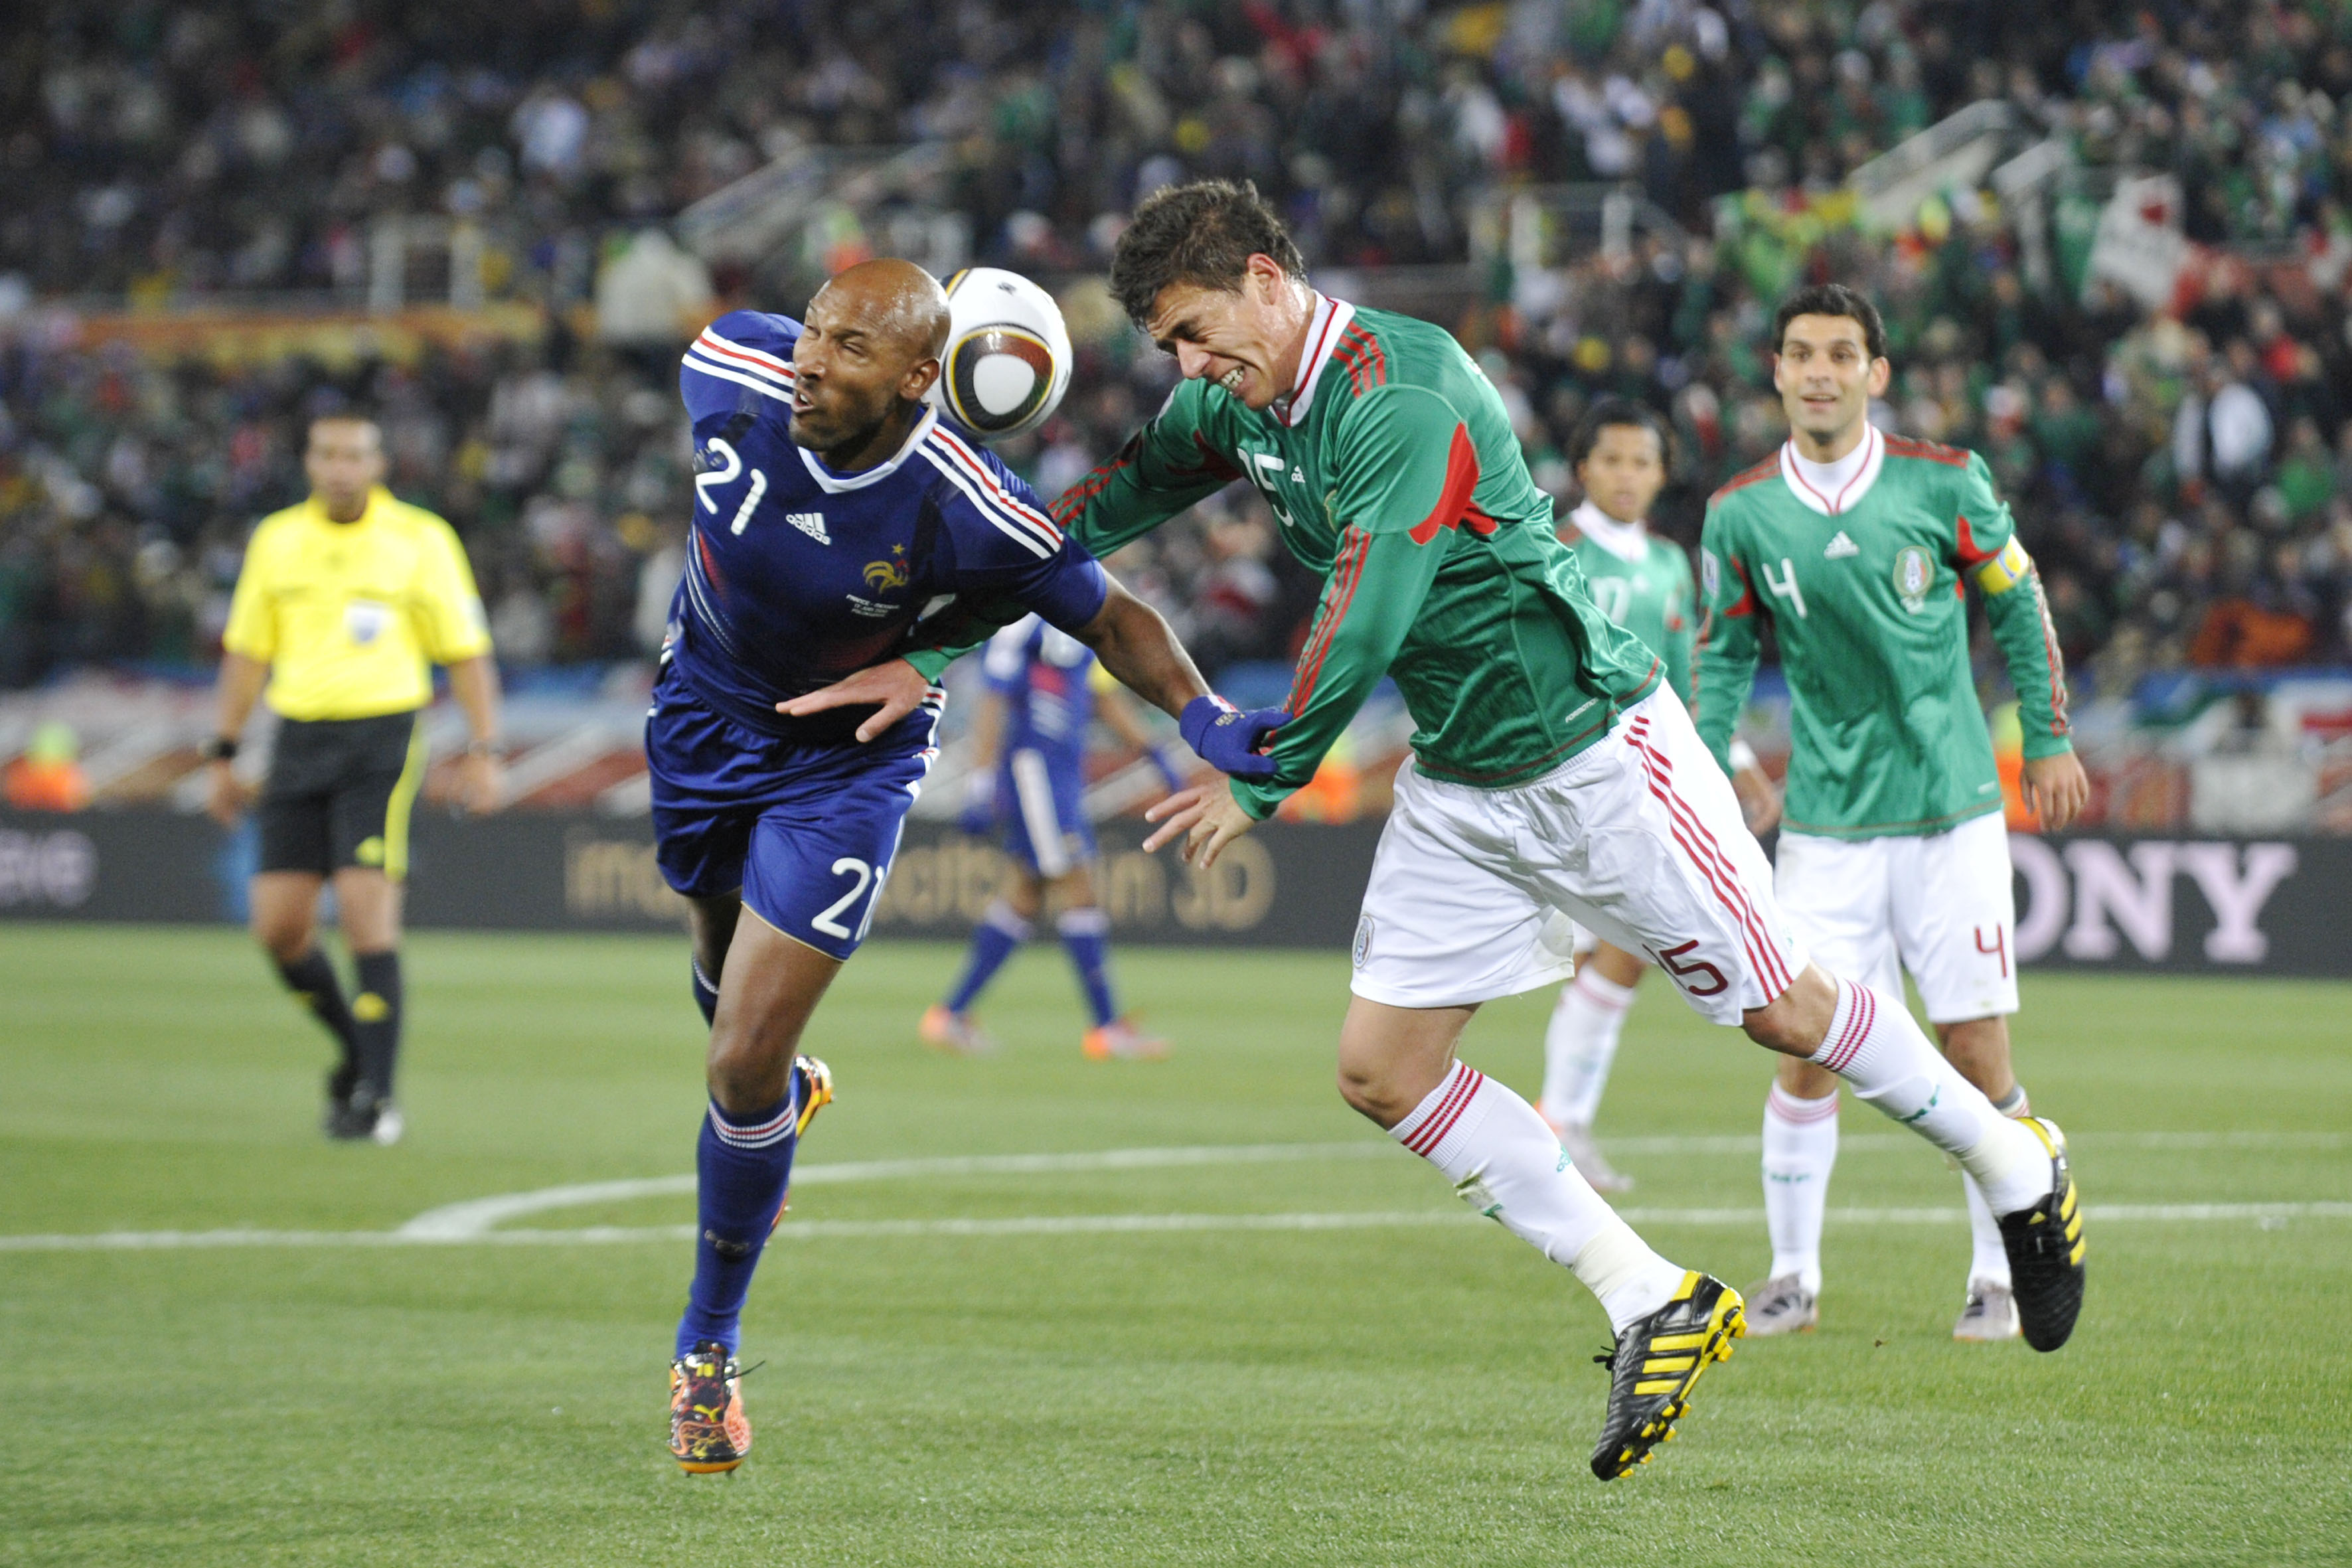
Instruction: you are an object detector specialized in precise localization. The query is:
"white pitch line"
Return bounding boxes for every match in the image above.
[8,1202,2349,1254]
[396,1141,1398,1239]
[396,1129,2352,1239]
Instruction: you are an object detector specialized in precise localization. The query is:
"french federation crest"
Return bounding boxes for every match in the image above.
[1892,545,1933,613]
[863,558,910,593]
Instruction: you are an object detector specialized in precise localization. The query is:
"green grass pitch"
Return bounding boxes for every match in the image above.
[3,924,2349,1565]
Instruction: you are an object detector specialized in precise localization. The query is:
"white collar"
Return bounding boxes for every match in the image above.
[1779,422,1884,516]
[797,406,937,493]
[1567,501,1650,564]
[1270,292,1356,428]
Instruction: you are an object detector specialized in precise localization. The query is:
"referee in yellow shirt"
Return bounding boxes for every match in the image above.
[206,414,504,1144]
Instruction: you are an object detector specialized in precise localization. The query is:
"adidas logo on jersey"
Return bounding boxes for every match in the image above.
[1824,530,1860,559]
[787,512,830,544]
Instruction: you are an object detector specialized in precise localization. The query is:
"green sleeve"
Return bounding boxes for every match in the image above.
[1228,524,1447,820]
[1050,378,1245,557]
[1229,385,1472,819]
[1660,544,1697,707]
[1952,453,2073,759]
[900,383,1243,678]
[1693,507,1761,778]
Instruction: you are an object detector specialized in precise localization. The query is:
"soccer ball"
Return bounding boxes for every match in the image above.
[931,267,1073,442]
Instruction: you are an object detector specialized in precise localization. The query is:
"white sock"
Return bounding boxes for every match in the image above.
[1810,980,2047,1215]
[1393,1061,1686,1332]
[1539,971,1635,1129]
[1761,1084,1840,1294]
[1965,1084,2031,1288]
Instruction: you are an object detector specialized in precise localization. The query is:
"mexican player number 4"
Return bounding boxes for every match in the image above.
[813,858,874,939]
[1648,938,1729,998]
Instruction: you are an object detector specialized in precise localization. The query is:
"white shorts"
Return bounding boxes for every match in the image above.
[1350,689,1805,1024]
[1774,811,2019,1023]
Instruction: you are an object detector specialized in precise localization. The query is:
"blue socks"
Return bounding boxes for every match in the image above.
[1057,907,1118,1028]
[675,1087,801,1358]
[944,900,1029,1014]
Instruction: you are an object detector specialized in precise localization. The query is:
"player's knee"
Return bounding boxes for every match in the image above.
[704,1039,779,1119]
[252,910,311,965]
[1739,1000,1813,1058]
[1333,1059,1408,1127]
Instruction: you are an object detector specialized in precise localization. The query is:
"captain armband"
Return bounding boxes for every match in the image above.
[1970,537,2033,595]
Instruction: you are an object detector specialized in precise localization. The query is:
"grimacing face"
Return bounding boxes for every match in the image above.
[1772,313,1891,450]
[788,281,941,456]
[305,420,386,515]
[1142,254,1305,411]
[1577,422,1667,525]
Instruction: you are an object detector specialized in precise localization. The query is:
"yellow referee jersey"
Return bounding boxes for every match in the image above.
[222,486,493,721]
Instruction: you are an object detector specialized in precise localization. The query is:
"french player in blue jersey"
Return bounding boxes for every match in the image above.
[920,613,1188,1060]
[657,259,1281,1473]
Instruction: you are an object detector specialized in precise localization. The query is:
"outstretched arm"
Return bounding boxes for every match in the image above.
[1070,579,1212,718]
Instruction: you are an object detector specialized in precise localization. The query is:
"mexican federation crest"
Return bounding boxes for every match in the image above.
[1892,544,1934,613]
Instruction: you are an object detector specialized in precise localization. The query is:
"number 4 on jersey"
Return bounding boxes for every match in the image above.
[1759,557,1807,619]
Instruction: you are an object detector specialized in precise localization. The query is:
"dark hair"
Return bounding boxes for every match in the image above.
[1772,283,1887,362]
[1568,396,1671,469]
[1108,179,1307,327]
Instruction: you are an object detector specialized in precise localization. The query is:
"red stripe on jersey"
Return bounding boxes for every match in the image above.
[1285,526,1371,714]
[1720,556,1757,618]
[931,430,1063,542]
[1883,434,1970,468]
[1709,454,1779,503]
[2028,568,2071,738]
[694,331,797,382]
[1406,424,1483,544]
[1954,514,1999,566]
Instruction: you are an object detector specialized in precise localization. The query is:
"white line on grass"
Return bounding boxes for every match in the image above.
[396,1129,2352,1238]
[7,1202,2348,1253]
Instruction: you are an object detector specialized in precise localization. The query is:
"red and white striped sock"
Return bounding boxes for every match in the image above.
[1810,980,2046,1214]
[1391,1061,1686,1332]
[1761,1084,1840,1294]
[1539,970,1634,1129]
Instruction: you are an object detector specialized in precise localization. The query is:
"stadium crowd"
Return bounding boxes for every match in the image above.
[6,0,2352,695]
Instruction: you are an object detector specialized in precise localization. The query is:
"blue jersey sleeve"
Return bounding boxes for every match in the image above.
[919,427,1109,633]
[681,310,800,424]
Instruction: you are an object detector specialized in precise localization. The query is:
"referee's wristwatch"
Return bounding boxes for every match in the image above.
[202,736,238,763]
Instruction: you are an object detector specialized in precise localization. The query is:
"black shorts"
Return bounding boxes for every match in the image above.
[257,712,428,880]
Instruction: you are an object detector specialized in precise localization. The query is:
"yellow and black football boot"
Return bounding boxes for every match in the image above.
[668,1342,753,1473]
[1998,1116,2086,1352]
[1589,1271,1745,1480]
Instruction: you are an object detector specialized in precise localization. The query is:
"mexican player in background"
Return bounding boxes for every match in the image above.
[793,182,2089,1482]
[1695,283,2089,1341]
[655,260,1266,1474]
[1535,398,1780,1193]
[921,612,1187,1059]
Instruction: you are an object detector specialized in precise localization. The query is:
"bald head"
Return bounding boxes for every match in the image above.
[814,258,951,363]
[788,259,953,469]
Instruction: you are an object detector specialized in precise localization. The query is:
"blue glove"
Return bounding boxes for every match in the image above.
[957,771,996,836]
[1148,744,1187,793]
[1178,695,1285,781]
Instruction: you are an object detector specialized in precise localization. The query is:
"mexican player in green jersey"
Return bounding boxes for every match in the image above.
[1694,283,2089,1343]
[1535,398,1780,1194]
[790,187,2088,1474]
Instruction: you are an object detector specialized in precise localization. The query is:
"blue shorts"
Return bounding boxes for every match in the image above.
[996,744,1095,878]
[648,672,942,960]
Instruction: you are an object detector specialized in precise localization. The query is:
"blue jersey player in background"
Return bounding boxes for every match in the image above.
[921,613,1188,1060]
[655,259,1280,1473]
